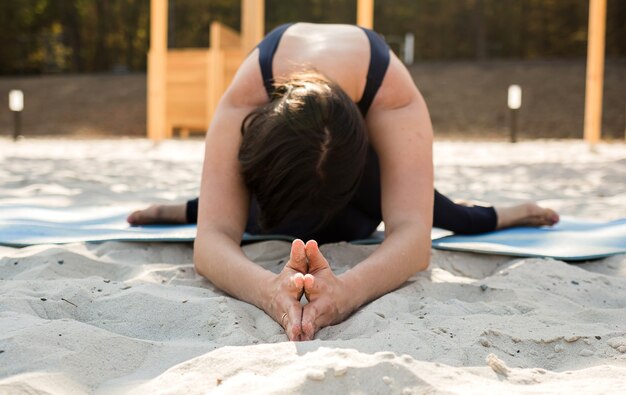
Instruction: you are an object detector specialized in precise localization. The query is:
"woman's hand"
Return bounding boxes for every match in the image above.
[300,240,356,341]
[263,239,308,341]
[263,239,361,341]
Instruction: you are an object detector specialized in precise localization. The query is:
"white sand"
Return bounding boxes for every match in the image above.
[1,138,625,394]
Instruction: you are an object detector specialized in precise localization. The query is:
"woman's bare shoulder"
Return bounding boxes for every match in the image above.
[222,48,270,108]
[369,52,422,112]
[365,53,432,156]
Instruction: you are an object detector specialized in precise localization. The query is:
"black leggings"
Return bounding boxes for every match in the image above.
[185,190,496,244]
[186,149,497,244]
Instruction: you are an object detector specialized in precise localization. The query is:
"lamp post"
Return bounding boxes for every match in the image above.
[507,85,522,143]
[403,33,415,65]
[9,90,24,141]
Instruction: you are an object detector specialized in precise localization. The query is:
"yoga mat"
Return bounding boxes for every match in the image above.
[0,206,290,246]
[0,205,448,247]
[1,205,624,261]
[431,217,626,261]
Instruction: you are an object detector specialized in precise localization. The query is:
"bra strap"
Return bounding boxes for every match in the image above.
[257,23,294,98]
[357,28,391,116]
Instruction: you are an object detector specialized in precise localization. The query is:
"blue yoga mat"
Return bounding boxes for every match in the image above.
[0,206,624,261]
[431,217,626,261]
[0,206,293,246]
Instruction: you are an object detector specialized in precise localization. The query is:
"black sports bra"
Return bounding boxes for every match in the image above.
[257,23,391,116]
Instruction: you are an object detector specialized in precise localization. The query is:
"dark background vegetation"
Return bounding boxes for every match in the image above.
[1,0,624,75]
[0,0,624,139]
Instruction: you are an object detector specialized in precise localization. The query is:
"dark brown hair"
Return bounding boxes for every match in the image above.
[238,72,368,231]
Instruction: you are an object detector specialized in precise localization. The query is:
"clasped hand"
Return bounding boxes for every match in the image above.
[265,239,352,341]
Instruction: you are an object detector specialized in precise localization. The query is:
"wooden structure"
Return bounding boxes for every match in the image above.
[583,0,607,146]
[357,0,374,29]
[241,0,265,53]
[145,0,381,140]
[149,1,607,143]
[165,23,244,138]
[147,0,264,140]
[147,0,167,141]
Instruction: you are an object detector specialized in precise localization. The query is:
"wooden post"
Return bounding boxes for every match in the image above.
[208,23,225,122]
[241,0,265,53]
[148,0,168,141]
[357,0,374,29]
[583,0,607,146]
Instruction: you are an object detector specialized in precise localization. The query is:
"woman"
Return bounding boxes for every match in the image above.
[129,23,558,341]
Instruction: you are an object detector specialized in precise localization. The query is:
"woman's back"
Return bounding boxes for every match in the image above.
[268,23,371,102]
[229,23,415,114]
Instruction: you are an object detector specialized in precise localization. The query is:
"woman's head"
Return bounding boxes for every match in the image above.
[239,72,368,231]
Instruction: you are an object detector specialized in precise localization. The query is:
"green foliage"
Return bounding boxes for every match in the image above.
[266,0,356,29]
[0,0,149,74]
[170,0,240,48]
[0,0,624,75]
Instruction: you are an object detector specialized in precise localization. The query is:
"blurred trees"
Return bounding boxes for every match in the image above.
[0,0,150,74]
[376,0,624,60]
[0,0,624,75]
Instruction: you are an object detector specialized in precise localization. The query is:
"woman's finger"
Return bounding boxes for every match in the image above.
[304,240,330,274]
[303,273,315,290]
[285,301,303,341]
[290,272,305,292]
[287,239,307,273]
[301,302,320,341]
[302,273,318,301]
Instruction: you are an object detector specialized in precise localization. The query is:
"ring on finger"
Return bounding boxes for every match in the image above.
[281,312,288,326]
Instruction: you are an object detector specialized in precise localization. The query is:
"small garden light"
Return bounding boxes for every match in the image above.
[9,90,24,140]
[507,85,521,142]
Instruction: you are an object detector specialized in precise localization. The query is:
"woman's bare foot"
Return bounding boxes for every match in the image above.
[127,203,187,225]
[495,202,560,230]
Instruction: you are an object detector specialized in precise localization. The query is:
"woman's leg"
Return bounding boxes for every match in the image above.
[433,190,497,234]
[433,190,559,233]
[127,195,378,244]
[335,148,558,235]
[129,156,557,234]
[128,193,557,233]
[186,198,199,224]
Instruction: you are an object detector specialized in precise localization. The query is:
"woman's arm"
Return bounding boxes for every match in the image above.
[341,93,434,305]
[193,52,307,340]
[300,56,434,339]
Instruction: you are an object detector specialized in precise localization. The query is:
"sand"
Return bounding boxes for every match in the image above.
[1,138,625,394]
